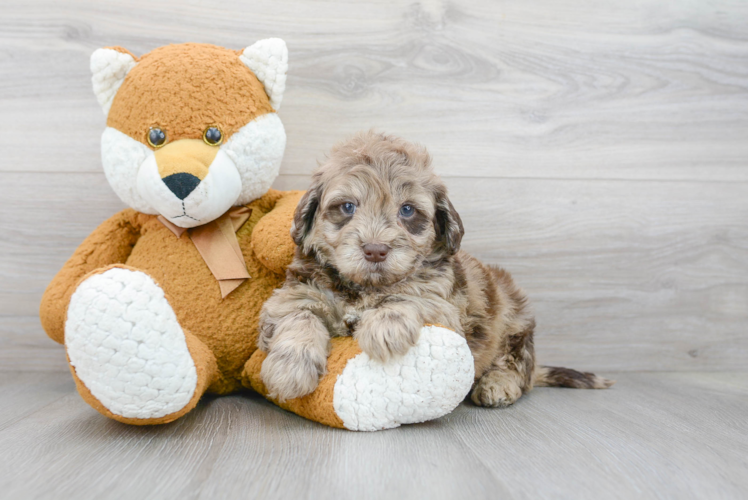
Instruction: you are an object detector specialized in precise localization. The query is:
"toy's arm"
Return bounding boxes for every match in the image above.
[251,190,305,274]
[39,209,144,344]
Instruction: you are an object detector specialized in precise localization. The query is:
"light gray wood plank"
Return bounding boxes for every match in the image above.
[0,388,510,500]
[447,371,748,500]
[0,371,72,431]
[0,393,238,500]
[0,316,68,372]
[197,396,510,500]
[2,172,746,372]
[0,372,746,499]
[0,0,747,182]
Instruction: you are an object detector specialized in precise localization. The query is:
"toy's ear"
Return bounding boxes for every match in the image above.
[90,47,137,115]
[240,38,288,111]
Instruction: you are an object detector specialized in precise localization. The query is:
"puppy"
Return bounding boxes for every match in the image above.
[258,131,613,405]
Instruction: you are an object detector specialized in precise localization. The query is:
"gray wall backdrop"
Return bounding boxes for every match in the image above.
[1,0,747,372]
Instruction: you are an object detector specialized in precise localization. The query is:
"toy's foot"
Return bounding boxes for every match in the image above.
[333,325,474,430]
[245,325,474,431]
[65,266,215,424]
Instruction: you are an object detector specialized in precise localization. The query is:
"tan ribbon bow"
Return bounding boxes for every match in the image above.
[158,207,253,298]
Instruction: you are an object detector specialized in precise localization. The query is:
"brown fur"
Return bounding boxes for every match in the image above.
[41,190,302,396]
[107,43,274,148]
[259,131,614,404]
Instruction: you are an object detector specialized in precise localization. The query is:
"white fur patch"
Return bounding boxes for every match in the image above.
[223,113,286,206]
[101,127,156,214]
[240,38,288,110]
[91,48,137,115]
[65,268,198,420]
[333,325,474,431]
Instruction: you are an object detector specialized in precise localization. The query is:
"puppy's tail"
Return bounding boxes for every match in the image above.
[534,365,615,389]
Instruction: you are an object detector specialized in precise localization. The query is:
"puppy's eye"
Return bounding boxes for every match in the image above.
[399,204,415,218]
[203,126,223,146]
[147,127,167,148]
[341,202,357,215]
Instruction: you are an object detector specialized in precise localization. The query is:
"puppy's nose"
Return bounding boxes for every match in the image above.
[363,243,390,263]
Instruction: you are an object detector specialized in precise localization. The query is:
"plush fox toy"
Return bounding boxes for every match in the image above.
[39,41,474,431]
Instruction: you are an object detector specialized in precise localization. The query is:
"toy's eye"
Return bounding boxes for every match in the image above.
[399,204,415,218]
[203,126,223,146]
[341,202,356,215]
[147,127,167,148]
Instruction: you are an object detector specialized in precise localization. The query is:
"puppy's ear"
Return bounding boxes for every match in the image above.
[290,187,320,246]
[433,186,464,255]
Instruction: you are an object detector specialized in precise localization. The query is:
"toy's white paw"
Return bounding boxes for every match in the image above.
[333,325,474,431]
[65,267,198,420]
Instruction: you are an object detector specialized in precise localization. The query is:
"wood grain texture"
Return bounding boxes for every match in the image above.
[0,372,73,431]
[0,371,746,499]
[447,371,748,500]
[0,0,747,372]
[1,0,748,180]
[0,316,68,373]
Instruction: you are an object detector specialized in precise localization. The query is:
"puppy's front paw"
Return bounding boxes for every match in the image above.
[355,308,421,363]
[471,371,523,408]
[260,346,327,402]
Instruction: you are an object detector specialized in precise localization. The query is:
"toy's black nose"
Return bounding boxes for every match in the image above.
[162,173,201,200]
[363,243,391,263]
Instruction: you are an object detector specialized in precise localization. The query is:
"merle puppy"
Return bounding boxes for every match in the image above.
[258,131,613,404]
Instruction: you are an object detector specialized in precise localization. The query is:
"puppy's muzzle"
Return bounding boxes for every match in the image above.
[363,243,391,263]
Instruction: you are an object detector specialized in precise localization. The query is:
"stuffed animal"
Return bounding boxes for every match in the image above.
[39,40,474,431]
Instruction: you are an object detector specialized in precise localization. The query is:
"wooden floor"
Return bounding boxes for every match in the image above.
[0,371,745,500]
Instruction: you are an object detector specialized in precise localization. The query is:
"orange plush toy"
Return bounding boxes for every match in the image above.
[39,40,474,431]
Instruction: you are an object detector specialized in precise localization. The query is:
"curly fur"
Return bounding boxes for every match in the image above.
[259,131,614,404]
